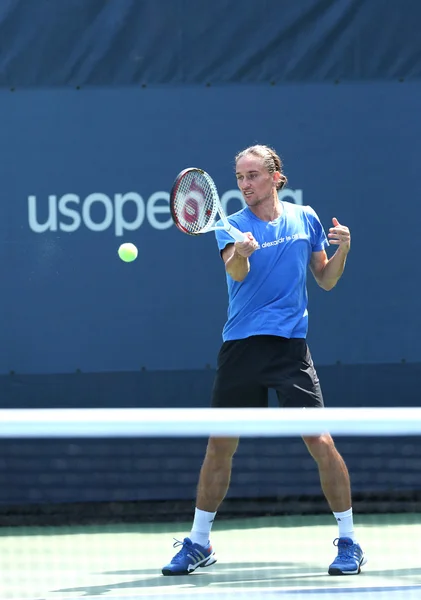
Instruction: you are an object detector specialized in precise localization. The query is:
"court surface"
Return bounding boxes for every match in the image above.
[1,514,421,600]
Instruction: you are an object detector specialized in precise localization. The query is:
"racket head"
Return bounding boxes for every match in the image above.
[170,168,220,236]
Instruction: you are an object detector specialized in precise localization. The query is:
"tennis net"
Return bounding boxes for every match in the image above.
[0,407,421,600]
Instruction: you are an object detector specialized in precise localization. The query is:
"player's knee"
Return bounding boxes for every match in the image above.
[303,433,336,461]
[206,436,239,461]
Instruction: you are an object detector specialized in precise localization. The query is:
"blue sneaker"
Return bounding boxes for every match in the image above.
[328,537,367,575]
[162,537,217,576]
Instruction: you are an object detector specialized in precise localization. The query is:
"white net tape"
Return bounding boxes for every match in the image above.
[1,407,420,437]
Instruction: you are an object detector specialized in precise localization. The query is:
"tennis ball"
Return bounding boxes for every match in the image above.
[118,242,138,262]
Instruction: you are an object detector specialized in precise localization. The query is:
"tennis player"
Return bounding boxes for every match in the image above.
[162,144,366,577]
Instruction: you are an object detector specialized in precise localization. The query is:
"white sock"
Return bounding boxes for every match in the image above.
[333,508,356,542]
[189,508,216,547]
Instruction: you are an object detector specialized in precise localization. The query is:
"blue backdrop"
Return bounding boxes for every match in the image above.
[1,0,420,507]
[1,82,420,376]
[1,0,420,86]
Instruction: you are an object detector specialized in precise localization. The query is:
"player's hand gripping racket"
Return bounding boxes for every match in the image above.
[170,168,245,242]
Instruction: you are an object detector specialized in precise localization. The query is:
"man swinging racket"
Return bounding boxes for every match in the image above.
[164,144,366,577]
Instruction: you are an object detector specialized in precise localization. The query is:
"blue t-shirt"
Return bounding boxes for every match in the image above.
[215,203,329,341]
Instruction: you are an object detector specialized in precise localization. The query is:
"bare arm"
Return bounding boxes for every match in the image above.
[310,217,351,291]
[310,248,347,291]
[221,233,259,282]
[222,245,249,282]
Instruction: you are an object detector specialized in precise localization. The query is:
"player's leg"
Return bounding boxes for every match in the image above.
[196,337,268,517]
[267,338,350,509]
[162,338,267,576]
[302,432,366,574]
[302,433,351,515]
[196,436,239,514]
[266,337,366,575]
[161,436,239,576]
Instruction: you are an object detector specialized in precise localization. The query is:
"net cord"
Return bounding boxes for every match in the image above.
[0,407,419,437]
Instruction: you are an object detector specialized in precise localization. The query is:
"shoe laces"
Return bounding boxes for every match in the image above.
[171,538,195,563]
[333,537,356,562]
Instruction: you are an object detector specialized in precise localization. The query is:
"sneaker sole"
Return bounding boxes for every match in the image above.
[328,556,367,576]
[162,553,217,576]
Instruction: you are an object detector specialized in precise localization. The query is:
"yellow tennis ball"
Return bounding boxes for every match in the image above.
[118,242,138,262]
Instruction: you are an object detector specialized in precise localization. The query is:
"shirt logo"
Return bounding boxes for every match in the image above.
[260,233,309,248]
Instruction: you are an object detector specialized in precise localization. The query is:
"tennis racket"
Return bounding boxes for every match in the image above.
[170,168,245,242]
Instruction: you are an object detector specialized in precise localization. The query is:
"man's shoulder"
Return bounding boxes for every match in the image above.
[285,202,320,221]
[284,201,313,213]
[226,206,250,223]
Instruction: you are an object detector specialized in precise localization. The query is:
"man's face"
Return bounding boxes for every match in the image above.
[235,155,276,207]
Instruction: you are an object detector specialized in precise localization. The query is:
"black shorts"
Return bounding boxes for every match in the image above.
[211,335,324,409]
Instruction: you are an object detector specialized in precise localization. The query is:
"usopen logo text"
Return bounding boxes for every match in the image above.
[28,188,304,236]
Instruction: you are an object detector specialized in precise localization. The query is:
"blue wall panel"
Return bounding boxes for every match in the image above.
[1,82,420,507]
[1,83,421,376]
[1,0,420,86]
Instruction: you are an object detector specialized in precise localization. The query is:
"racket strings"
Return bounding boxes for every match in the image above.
[173,172,217,234]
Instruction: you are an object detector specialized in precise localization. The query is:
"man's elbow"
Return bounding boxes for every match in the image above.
[226,266,249,282]
[228,272,248,283]
[318,279,336,291]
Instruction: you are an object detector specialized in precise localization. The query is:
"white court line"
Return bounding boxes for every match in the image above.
[23,583,421,600]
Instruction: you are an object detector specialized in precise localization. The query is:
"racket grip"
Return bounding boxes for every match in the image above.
[228,226,246,242]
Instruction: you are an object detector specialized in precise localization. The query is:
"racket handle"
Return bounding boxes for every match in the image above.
[227,225,246,242]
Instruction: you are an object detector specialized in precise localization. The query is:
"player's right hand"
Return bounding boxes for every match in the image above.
[234,232,259,258]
